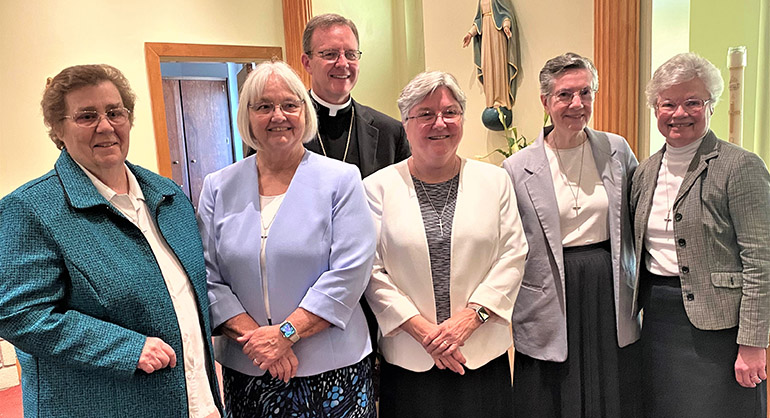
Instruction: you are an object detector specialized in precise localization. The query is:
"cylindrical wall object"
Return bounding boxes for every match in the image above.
[728,46,747,147]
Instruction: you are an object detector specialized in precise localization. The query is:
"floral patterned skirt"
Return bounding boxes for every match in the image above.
[223,356,375,418]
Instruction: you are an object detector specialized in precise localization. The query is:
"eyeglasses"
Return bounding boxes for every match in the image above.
[62,107,131,128]
[310,49,363,62]
[248,100,305,115]
[655,98,711,114]
[550,87,595,104]
[405,108,464,125]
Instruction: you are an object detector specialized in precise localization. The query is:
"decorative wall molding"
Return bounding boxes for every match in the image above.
[282,0,313,88]
[594,0,640,155]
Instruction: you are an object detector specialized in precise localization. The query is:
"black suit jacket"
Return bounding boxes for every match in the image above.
[305,99,411,178]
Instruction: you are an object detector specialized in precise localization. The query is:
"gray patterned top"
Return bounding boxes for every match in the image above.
[412,174,460,323]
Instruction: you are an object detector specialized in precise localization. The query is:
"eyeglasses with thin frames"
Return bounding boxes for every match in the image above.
[550,87,595,104]
[62,108,131,128]
[310,49,363,62]
[405,108,464,125]
[248,100,305,116]
[655,98,711,115]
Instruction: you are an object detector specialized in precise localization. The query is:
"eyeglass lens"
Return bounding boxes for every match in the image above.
[553,88,594,103]
[72,108,129,127]
[657,99,707,114]
[317,49,362,61]
[250,100,304,115]
[413,108,463,124]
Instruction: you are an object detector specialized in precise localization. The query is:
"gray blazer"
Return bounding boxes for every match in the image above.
[503,127,641,362]
[630,130,770,347]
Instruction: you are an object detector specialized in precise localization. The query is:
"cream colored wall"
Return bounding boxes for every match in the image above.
[422,0,594,164]
[0,0,284,197]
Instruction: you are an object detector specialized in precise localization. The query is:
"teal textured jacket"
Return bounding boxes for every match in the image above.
[0,150,221,417]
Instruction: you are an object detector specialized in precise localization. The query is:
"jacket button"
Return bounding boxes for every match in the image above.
[686,293,695,301]
[682,266,690,273]
[675,213,682,221]
[678,238,686,247]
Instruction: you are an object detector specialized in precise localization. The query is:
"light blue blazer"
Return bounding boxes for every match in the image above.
[197,151,376,377]
[503,127,641,362]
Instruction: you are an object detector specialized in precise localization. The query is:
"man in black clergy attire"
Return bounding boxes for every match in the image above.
[301,13,410,178]
[300,14,409,386]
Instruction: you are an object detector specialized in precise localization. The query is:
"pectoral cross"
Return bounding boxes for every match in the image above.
[664,212,672,231]
[572,205,581,217]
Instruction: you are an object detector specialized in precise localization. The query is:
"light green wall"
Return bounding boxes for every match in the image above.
[689,0,761,152]
[312,0,425,118]
[648,0,690,155]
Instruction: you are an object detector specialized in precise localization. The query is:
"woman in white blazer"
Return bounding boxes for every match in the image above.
[363,71,528,418]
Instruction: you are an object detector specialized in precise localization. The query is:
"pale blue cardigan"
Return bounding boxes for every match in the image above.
[197,151,375,377]
[0,150,221,417]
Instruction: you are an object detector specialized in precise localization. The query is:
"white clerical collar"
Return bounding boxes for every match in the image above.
[310,89,352,117]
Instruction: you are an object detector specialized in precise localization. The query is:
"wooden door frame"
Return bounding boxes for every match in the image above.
[144,42,282,178]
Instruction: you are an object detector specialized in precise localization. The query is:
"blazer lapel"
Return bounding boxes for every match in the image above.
[353,101,380,177]
[634,150,663,245]
[588,129,623,251]
[55,150,111,210]
[587,129,620,208]
[675,131,719,207]
[522,131,564,279]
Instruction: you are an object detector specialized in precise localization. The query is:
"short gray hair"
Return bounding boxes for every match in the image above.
[645,52,724,108]
[397,71,467,122]
[302,13,360,55]
[539,52,599,96]
[236,60,318,150]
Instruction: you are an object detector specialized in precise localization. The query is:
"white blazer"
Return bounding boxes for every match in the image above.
[363,158,528,371]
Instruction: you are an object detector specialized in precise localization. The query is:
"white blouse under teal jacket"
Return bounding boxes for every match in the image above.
[197,151,376,377]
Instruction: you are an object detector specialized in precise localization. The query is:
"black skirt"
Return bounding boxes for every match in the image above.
[378,353,513,418]
[639,270,767,418]
[513,241,641,418]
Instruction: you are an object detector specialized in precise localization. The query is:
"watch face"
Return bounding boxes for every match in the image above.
[280,322,296,337]
[477,307,490,323]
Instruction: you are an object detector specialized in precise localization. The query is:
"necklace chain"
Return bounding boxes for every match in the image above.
[260,196,281,240]
[662,155,674,231]
[412,159,458,238]
[553,139,586,218]
[318,106,355,162]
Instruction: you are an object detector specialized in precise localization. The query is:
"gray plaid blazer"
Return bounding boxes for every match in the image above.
[630,130,770,347]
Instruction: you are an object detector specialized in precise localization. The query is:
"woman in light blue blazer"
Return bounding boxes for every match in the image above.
[503,53,641,418]
[197,61,376,417]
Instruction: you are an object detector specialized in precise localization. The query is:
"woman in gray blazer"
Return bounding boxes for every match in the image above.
[630,52,768,418]
[503,53,641,418]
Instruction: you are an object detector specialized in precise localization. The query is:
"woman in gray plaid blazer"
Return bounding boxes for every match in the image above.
[630,52,769,418]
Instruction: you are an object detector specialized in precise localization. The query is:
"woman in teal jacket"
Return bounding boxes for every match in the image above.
[0,65,222,417]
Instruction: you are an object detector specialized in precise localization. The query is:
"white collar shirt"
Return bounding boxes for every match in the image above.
[76,162,219,418]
